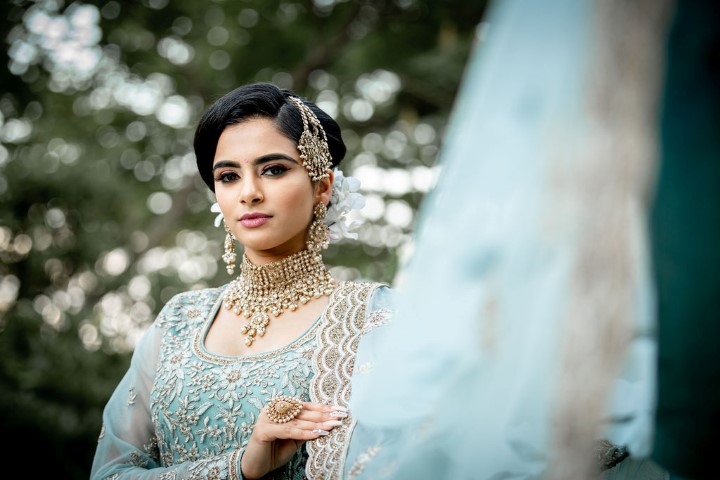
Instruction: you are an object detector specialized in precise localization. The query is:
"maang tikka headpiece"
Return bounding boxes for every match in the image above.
[287,96,333,181]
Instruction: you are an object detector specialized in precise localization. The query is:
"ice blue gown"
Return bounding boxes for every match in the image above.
[91,282,393,480]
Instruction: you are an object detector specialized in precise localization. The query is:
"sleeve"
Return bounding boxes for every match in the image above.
[90,299,245,480]
[342,285,403,479]
[351,285,394,372]
[363,285,393,333]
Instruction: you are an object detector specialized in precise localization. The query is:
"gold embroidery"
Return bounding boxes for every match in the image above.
[229,449,241,480]
[347,445,382,479]
[192,320,321,365]
[129,450,148,467]
[362,307,392,334]
[143,435,160,462]
[305,281,381,480]
[150,287,316,472]
[187,454,230,479]
[191,291,322,365]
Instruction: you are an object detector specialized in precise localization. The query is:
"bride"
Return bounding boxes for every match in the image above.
[91,82,393,480]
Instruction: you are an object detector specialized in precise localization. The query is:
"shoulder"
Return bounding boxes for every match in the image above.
[338,279,390,292]
[334,280,391,303]
[343,280,392,302]
[334,281,394,332]
[154,285,225,332]
[364,284,393,333]
[167,285,225,308]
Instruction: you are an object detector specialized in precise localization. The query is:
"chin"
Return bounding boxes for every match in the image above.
[244,239,306,257]
[237,228,307,252]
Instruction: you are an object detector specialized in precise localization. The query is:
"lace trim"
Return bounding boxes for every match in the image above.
[305,281,380,479]
[229,449,241,480]
[187,453,232,479]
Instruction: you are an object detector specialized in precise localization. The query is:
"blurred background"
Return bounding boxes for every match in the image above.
[0,0,487,477]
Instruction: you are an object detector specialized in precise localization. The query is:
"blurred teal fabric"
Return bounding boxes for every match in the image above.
[345,0,666,478]
[650,0,720,477]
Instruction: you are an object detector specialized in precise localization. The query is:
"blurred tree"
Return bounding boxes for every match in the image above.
[0,0,486,477]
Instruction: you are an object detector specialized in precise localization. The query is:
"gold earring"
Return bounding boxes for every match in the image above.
[306,202,329,256]
[222,221,237,275]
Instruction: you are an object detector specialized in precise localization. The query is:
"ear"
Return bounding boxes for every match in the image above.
[314,170,334,206]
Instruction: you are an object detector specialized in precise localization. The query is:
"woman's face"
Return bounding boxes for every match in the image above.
[212,117,332,264]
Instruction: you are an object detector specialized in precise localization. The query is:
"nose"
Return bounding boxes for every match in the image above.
[239,175,263,205]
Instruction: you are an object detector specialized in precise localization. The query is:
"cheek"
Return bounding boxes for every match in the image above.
[284,196,314,228]
[287,191,313,210]
[215,187,246,224]
[277,179,315,211]
[215,189,235,214]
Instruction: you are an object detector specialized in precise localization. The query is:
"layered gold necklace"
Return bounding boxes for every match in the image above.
[224,249,336,346]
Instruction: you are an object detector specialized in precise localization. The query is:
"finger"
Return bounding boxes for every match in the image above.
[256,417,342,443]
[260,401,348,427]
[286,418,344,432]
[280,426,333,441]
[295,409,348,422]
[300,402,347,412]
[300,402,349,415]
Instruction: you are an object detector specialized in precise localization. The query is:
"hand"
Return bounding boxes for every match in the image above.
[240,401,348,479]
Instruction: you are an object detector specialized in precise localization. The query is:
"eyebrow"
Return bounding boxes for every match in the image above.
[212,153,299,173]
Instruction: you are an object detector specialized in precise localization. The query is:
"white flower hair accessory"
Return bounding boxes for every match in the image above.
[211,202,224,227]
[326,168,365,242]
[209,168,365,241]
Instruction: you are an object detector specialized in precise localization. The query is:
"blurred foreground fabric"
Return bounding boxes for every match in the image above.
[650,1,720,478]
[344,0,719,478]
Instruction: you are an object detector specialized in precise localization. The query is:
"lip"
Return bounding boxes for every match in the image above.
[239,213,272,228]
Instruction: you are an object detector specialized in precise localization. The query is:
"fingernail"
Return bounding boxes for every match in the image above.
[331,405,348,412]
[326,420,344,427]
[329,411,349,418]
[312,429,330,436]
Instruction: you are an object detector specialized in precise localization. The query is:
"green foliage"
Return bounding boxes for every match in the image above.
[0,0,486,477]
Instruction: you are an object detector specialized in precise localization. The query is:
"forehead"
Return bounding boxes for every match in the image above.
[213,118,298,164]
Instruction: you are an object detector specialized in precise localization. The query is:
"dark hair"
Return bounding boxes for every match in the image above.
[193,82,346,191]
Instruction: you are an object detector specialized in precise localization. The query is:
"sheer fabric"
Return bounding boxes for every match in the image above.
[345,0,669,478]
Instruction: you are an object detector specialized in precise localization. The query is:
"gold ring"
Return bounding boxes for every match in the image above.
[267,396,303,423]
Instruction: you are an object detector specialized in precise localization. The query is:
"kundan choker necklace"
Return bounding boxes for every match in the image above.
[224,249,336,346]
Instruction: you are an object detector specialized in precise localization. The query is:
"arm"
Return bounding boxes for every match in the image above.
[90,303,242,480]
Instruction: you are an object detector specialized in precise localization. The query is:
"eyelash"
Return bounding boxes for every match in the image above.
[214,165,290,183]
[215,171,239,183]
[262,164,289,176]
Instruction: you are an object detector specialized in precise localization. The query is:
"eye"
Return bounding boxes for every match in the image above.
[262,164,289,177]
[215,171,239,183]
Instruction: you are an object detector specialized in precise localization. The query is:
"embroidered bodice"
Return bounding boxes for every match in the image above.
[153,287,317,476]
[91,282,392,480]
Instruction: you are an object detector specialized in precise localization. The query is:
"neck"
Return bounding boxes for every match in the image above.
[224,248,335,346]
[242,246,304,266]
[240,249,325,286]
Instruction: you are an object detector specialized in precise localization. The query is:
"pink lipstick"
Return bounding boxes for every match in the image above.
[240,213,271,228]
